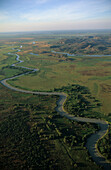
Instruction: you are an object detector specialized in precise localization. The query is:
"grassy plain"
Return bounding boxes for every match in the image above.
[0,31,111,168]
[2,32,111,116]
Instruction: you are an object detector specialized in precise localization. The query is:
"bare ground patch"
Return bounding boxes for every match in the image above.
[79,69,111,76]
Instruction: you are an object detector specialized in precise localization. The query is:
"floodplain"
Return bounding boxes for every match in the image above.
[0,30,111,169]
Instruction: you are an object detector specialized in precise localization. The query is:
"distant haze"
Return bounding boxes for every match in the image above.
[0,0,111,32]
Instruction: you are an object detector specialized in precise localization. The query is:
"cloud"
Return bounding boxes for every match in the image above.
[35,0,50,4]
[0,0,111,32]
[1,0,111,23]
[21,1,110,24]
[0,12,9,21]
[21,3,88,22]
[1,17,111,33]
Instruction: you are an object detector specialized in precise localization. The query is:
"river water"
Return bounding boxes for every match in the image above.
[52,50,111,57]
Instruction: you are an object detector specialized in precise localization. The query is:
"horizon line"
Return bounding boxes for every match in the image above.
[0,28,111,34]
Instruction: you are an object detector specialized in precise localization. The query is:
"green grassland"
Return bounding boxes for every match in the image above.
[0,31,111,168]
[6,38,111,116]
[0,33,111,116]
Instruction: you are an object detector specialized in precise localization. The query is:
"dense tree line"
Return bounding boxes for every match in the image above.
[54,84,97,117]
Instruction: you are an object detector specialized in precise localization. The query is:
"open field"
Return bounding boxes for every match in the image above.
[1,32,110,115]
[0,31,111,169]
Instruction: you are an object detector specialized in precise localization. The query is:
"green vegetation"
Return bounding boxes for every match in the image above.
[0,84,100,169]
[52,35,111,55]
[2,33,111,115]
[54,84,105,119]
[98,124,111,161]
[0,31,111,169]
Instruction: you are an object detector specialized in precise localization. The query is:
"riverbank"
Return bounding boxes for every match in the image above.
[0,48,111,169]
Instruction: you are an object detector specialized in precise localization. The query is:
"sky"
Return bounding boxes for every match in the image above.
[0,0,111,32]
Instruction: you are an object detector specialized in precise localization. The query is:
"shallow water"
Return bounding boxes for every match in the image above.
[52,50,111,57]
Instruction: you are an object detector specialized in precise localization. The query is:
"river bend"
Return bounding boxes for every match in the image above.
[0,49,111,169]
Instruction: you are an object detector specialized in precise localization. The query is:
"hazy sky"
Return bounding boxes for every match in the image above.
[0,0,111,32]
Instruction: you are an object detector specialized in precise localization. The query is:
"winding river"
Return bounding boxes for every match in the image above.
[52,50,111,57]
[1,49,111,169]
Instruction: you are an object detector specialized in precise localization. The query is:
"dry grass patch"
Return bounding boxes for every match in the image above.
[100,84,111,93]
[79,69,111,76]
[102,63,111,67]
